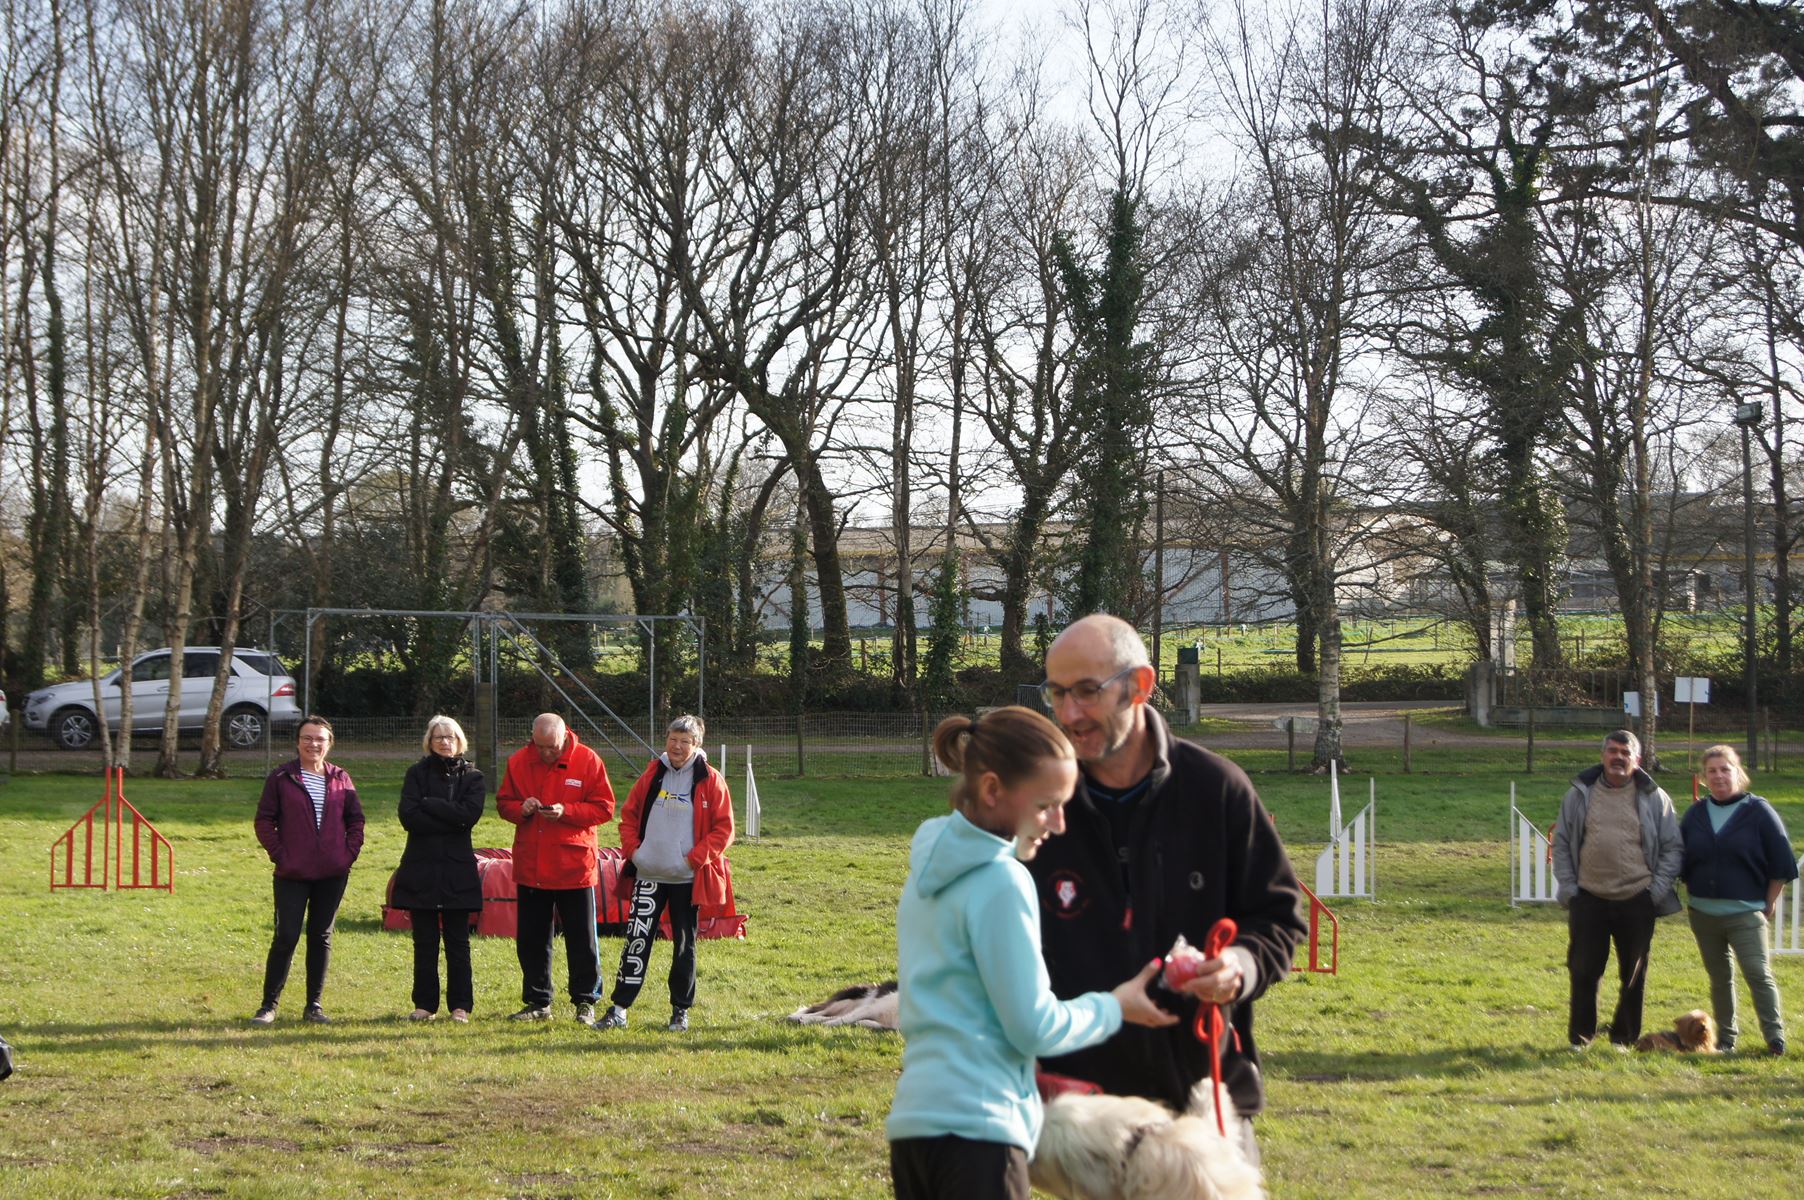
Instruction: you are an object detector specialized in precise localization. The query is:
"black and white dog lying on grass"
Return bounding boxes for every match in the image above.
[785,981,899,1031]
[787,984,1263,1198]
[0,1032,13,1081]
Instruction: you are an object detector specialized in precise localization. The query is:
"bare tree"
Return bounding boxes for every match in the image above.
[674,0,884,672]
[1184,0,1414,768]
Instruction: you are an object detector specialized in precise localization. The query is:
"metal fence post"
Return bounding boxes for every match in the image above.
[1526,705,1536,775]
[1287,718,1296,772]
[921,709,931,777]
[1403,713,1412,774]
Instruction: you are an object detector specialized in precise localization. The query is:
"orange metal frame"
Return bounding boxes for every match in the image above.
[1292,881,1339,975]
[50,768,174,893]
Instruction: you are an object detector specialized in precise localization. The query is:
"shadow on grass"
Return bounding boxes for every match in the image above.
[3,1015,874,1058]
[1275,1043,1804,1090]
[1272,1045,1552,1081]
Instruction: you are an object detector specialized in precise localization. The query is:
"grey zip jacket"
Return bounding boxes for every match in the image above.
[1551,764,1683,915]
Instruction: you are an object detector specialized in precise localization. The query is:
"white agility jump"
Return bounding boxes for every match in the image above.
[744,746,762,839]
[1509,782,1557,905]
[1772,856,1804,956]
[1314,764,1375,899]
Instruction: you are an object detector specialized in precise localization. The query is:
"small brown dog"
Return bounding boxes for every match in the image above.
[1634,1010,1717,1053]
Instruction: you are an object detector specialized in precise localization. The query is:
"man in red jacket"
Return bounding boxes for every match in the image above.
[497,713,616,1024]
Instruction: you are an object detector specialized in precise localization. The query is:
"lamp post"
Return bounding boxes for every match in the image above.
[1734,401,1762,765]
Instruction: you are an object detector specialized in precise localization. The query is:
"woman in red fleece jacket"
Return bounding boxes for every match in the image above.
[596,715,733,1034]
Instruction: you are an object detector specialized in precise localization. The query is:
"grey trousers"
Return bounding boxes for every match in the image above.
[1687,906,1786,1051]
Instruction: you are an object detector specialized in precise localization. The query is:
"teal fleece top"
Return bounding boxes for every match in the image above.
[885,811,1123,1151]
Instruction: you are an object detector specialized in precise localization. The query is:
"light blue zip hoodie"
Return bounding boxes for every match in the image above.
[885,810,1123,1152]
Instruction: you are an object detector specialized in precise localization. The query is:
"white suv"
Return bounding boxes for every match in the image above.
[22,648,304,750]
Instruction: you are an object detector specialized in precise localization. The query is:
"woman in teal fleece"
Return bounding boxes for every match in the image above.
[887,707,1175,1200]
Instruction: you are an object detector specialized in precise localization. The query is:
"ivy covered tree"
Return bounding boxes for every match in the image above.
[920,547,963,708]
[1055,190,1155,619]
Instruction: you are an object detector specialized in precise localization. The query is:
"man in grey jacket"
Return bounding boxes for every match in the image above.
[1551,729,1682,1049]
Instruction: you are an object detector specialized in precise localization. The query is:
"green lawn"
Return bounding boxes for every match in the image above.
[2,756,1801,1198]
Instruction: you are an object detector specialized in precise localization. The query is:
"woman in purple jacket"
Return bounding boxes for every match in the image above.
[251,715,364,1025]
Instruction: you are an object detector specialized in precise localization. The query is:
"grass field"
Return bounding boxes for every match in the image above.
[2,745,1802,1198]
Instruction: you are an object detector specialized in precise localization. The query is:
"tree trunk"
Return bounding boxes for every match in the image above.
[795,453,853,668]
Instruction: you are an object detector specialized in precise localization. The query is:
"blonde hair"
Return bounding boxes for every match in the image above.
[1698,744,1751,793]
[932,706,1075,816]
[422,715,468,756]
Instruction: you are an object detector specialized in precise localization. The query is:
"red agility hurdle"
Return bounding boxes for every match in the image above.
[1292,881,1339,975]
[50,768,174,893]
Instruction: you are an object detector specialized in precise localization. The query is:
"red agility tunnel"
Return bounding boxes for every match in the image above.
[383,847,746,940]
[382,848,519,936]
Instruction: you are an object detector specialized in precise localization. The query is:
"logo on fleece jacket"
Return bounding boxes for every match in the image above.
[1051,870,1090,918]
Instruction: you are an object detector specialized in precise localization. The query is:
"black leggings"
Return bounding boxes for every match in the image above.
[261,874,349,1008]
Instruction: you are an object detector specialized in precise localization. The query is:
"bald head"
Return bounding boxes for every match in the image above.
[531,713,567,763]
[1043,614,1154,775]
[1049,613,1150,674]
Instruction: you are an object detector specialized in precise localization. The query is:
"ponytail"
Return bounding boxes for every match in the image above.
[932,706,1074,815]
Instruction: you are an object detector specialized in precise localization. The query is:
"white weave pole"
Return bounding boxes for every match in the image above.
[1329,759,1342,840]
[744,745,762,838]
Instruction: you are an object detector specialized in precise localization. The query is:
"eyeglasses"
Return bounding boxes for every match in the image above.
[1039,666,1136,709]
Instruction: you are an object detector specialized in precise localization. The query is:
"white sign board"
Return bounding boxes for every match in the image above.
[1674,677,1711,704]
[1623,691,1660,718]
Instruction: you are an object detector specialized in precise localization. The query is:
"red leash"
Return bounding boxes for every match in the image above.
[1189,917,1239,1136]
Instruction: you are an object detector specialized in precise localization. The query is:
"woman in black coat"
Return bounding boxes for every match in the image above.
[393,716,486,1021]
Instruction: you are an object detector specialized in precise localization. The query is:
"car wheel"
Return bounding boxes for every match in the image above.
[224,705,267,749]
[51,707,98,750]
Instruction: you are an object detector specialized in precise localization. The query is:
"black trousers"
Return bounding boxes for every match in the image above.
[409,909,476,1013]
[262,874,349,1009]
[516,884,601,1008]
[1567,887,1657,1045]
[610,878,698,1011]
[890,1136,1029,1200]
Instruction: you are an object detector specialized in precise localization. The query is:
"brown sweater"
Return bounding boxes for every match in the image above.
[1577,779,1651,899]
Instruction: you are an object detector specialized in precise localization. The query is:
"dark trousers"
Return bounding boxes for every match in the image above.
[610,878,698,1011]
[262,874,349,1009]
[409,909,476,1014]
[1567,887,1657,1045]
[890,1136,1029,1200]
[516,884,601,1008]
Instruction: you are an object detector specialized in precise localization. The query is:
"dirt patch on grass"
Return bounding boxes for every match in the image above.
[181,1135,301,1155]
[665,1121,804,1160]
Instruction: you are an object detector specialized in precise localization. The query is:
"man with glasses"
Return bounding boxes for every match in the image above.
[1026,614,1305,1162]
[498,712,617,1024]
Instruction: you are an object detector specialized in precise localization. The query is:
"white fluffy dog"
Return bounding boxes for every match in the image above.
[785,982,899,1031]
[1031,1082,1265,1200]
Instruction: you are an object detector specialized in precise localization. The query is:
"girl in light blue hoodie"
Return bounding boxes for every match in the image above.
[887,707,1174,1200]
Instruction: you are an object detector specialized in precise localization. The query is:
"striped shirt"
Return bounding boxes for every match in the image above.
[300,770,327,830]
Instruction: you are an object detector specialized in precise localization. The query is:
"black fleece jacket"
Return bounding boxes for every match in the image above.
[1026,707,1306,1117]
